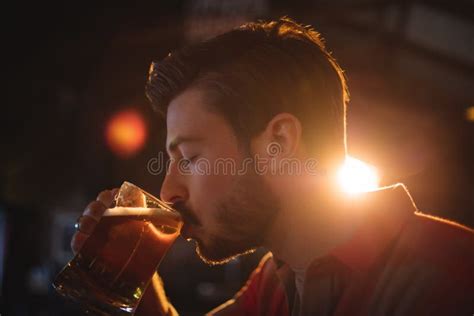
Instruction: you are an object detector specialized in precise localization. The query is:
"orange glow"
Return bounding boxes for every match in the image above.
[466,106,474,122]
[106,109,147,158]
[337,156,380,195]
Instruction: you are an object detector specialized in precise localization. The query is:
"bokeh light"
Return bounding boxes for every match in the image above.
[337,156,380,195]
[466,106,474,122]
[105,109,147,158]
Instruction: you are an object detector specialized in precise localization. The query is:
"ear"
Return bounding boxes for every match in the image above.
[251,113,304,159]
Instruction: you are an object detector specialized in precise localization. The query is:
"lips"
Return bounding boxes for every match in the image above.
[172,201,200,226]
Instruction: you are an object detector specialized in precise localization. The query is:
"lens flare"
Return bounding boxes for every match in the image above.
[337,156,379,195]
[105,109,147,158]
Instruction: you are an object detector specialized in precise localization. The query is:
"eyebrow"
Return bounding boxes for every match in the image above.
[167,136,203,154]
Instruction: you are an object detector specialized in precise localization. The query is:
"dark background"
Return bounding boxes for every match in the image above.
[2,1,473,315]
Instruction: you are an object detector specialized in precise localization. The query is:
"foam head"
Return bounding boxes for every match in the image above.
[103,207,158,217]
[115,182,147,207]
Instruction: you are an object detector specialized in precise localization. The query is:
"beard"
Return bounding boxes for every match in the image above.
[195,171,280,265]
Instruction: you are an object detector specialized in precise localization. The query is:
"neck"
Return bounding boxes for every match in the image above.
[263,177,364,270]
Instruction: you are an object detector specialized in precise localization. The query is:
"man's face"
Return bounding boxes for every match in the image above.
[161,87,279,265]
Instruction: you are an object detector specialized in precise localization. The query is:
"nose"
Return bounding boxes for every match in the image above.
[160,163,188,204]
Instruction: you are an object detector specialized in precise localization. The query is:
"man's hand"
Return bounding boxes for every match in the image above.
[70,189,118,254]
[69,188,177,316]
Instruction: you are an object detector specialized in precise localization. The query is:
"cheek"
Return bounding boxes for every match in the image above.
[188,173,235,224]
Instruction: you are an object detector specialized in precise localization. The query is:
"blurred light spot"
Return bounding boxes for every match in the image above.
[337,156,379,195]
[466,106,474,122]
[106,109,147,158]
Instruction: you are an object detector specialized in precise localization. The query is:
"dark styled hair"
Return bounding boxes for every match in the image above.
[146,17,349,161]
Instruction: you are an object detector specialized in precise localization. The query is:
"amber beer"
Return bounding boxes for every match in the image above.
[53,206,182,315]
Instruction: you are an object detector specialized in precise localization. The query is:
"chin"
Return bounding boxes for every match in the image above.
[194,239,257,266]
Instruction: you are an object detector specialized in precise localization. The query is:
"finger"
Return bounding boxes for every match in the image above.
[71,231,90,254]
[111,188,119,197]
[84,200,107,221]
[96,189,118,208]
[76,215,98,235]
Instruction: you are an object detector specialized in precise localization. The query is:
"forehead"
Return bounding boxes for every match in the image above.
[166,87,237,147]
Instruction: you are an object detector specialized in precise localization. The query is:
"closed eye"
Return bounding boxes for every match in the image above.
[186,155,199,164]
[180,155,199,169]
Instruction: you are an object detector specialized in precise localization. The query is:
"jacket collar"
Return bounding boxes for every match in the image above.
[328,183,418,274]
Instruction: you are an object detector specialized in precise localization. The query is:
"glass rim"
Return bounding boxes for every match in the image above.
[119,181,179,215]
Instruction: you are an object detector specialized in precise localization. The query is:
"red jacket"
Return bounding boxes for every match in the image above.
[210,185,474,315]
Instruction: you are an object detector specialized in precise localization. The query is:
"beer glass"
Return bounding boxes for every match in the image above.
[53,181,182,315]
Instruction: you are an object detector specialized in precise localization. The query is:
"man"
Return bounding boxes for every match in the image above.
[72,18,474,315]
